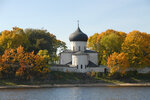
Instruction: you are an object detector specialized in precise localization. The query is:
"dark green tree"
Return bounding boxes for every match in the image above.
[24,28,67,62]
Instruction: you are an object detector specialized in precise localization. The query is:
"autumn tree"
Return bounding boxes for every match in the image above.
[0,27,30,54]
[87,29,126,65]
[122,31,150,68]
[87,33,99,50]
[0,46,50,80]
[0,48,18,78]
[107,52,129,75]
[15,46,50,80]
[37,49,50,63]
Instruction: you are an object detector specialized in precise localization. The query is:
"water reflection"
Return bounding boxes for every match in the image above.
[0,87,149,100]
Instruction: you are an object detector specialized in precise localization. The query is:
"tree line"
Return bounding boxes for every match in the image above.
[0,27,66,80]
[87,29,150,75]
[0,27,149,79]
[0,27,66,62]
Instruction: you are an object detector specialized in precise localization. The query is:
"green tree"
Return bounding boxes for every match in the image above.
[100,33,126,65]
[24,28,66,63]
[24,29,54,54]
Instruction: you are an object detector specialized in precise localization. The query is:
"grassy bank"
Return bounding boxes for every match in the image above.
[0,71,150,86]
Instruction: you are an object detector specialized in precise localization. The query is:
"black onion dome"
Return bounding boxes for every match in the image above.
[69,27,88,41]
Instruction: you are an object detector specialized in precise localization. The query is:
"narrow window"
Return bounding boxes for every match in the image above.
[79,46,80,51]
[81,65,82,69]
[74,59,75,65]
[77,65,78,69]
[73,46,75,51]
[84,46,86,50]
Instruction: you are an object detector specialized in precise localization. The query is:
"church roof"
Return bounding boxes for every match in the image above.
[87,61,98,67]
[73,51,88,55]
[69,27,88,41]
[61,49,73,53]
[84,50,97,53]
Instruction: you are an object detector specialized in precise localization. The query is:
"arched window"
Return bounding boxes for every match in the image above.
[79,46,80,51]
[81,65,82,69]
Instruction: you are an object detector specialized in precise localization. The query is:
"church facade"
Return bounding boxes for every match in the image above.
[50,26,106,73]
[60,26,98,69]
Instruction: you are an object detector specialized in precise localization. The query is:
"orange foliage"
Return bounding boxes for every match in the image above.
[0,46,50,80]
[122,31,150,68]
[107,52,129,75]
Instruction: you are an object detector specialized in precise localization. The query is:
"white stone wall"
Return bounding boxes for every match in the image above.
[50,65,107,73]
[127,67,150,73]
[88,53,98,65]
[50,65,150,74]
[70,41,87,51]
[72,54,88,69]
[60,53,72,64]
[137,67,150,73]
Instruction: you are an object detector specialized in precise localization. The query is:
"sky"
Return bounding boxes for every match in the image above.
[0,0,150,48]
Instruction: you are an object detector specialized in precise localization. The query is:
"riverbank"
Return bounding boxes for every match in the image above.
[1,83,150,89]
[1,71,150,88]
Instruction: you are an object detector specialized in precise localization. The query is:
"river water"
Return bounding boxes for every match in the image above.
[0,87,149,100]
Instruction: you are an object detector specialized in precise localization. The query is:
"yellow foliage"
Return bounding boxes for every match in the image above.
[87,29,127,65]
[0,27,30,51]
[122,31,150,68]
[107,52,129,75]
[90,71,96,77]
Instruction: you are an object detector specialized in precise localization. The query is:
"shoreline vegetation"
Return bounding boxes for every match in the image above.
[0,71,150,88]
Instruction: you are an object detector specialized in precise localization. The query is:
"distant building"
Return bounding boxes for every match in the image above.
[51,25,106,73]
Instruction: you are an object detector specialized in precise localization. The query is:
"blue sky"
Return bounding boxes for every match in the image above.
[0,0,150,48]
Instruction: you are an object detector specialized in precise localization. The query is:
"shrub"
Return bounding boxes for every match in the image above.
[90,71,96,77]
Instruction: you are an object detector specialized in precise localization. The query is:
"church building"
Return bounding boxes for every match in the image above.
[51,24,106,73]
[59,26,98,68]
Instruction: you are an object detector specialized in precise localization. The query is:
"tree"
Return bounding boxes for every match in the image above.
[0,27,30,54]
[24,28,66,63]
[24,29,54,54]
[0,46,50,80]
[107,52,129,75]
[15,46,50,80]
[37,49,50,63]
[24,28,66,54]
[100,33,126,65]
[0,48,18,78]
[122,31,150,68]
[87,29,126,65]
[87,33,99,50]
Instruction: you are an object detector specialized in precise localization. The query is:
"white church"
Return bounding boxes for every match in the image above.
[50,25,106,73]
[50,23,150,73]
